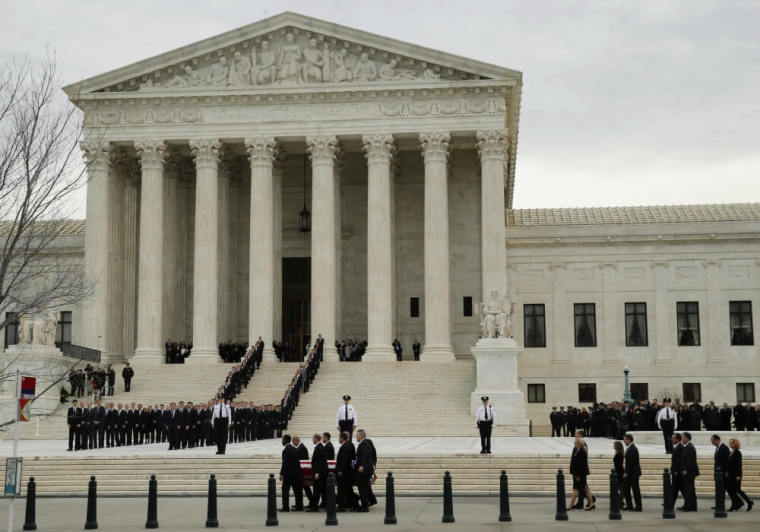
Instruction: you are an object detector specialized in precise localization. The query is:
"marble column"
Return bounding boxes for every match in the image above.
[106,153,126,360]
[273,155,284,344]
[307,135,340,359]
[81,142,111,353]
[420,132,455,360]
[134,140,166,362]
[363,134,396,360]
[246,137,278,359]
[122,168,140,359]
[189,139,222,363]
[216,158,234,344]
[334,156,343,341]
[476,130,509,303]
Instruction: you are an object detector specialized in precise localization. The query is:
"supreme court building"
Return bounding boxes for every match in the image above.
[27,12,759,414]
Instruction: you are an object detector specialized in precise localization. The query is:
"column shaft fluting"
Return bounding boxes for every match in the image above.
[190,139,222,362]
[134,140,166,362]
[420,132,454,360]
[364,134,396,359]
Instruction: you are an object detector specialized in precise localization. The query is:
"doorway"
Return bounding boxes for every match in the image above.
[282,257,310,362]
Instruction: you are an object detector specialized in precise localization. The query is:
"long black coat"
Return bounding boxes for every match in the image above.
[624,443,641,477]
[570,446,589,477]
[681,442,700,476]
[312,442,328,477]
[324,441,335,460]
[280,444,302,478]
[336,441,356,475]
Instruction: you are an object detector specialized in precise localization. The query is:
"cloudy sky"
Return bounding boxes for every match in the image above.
[2,0,758,210]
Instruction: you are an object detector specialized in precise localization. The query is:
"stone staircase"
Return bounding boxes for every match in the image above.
[235,362,301,405]
[285,359,517,437]
[17,455,760,497]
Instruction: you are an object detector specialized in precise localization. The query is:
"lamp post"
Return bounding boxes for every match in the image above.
[623,365,632,403]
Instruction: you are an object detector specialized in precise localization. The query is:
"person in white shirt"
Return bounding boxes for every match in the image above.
[475,396,494,454]
[211,398,232,455]
[336,395,357,440]
[656,398,678,454]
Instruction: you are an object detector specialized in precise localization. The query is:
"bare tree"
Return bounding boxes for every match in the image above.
[0,51,94,333]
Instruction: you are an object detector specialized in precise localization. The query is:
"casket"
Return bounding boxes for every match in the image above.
[300,459,336,487]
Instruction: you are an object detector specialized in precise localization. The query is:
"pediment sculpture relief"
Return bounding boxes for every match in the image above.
[135,30,467,91]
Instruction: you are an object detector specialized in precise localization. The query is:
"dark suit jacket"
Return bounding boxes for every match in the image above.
[356,439,375,474]
[570,446,589,477]
[297,442,309,460]
[714,442,730,474]
[312,442,328,476]
[681,442,700,476]
[728,449,742,478]
[336,441,356,475]
[280,444,302,478]
[67,406,78,425]
[624,443,641,477]
[613,452,624,481]
[671,442,683,474]
[324,441,335,460]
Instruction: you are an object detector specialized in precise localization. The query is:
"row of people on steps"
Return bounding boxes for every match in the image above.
[164,340,192,364]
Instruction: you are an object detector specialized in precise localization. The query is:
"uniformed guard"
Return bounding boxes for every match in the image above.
[336,395,357,440]
[211,397,232,455]
[475,396,494,454]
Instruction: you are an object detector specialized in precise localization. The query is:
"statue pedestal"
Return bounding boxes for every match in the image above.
[470,337,530,435]
[0,344,70,424]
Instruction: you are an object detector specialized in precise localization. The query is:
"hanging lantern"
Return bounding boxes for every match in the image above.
[298,153,311,233]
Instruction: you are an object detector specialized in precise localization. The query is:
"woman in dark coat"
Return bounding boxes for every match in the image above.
[567,438,595,511]
[727,438,753,511]
[612,440,625,509]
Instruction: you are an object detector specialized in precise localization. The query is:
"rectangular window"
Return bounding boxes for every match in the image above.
[410,297,420,318]
[4,312,19,348]
[676,301,701,346]
[625,302,648,346]
[682,383,701,403]
[463,296,473,317]
[574,303,597,347]
[578,383,597,403]
[737,383,755,403]
[527,383,545,403]
[55,311,73,347]
[630,383,649,402]
[523,304,546,348]
[729,301,754,346]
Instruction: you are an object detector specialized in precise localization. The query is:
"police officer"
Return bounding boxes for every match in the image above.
[336,395,357,440]
[475,396,494,454]
[212,398,232,455]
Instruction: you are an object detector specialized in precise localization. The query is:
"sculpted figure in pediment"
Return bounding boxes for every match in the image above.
[228,51,252,85]
[330,49,352,83]
[353,53,377,81]
[208,56,230,86]
[166,65,203,88]
[252,40,277,85]
[277,32,303,84]
[302,38,324,83]
[378,59,418,81]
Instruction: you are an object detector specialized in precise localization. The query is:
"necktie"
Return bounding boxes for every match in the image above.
[485,407,489,421]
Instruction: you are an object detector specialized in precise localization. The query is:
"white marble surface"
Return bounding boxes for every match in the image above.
[3,436,758,459]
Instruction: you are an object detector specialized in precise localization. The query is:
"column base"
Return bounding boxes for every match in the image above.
[188,347,221,364]
[263,346,277,361]
[364,345,397,361]
[421,344,455,361]
[131,348,163,364]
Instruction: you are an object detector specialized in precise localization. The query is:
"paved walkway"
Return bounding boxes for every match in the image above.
[1,496,757,531]
[2,436,759,459]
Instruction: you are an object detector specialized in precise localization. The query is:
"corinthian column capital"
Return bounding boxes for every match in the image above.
[306,135,340,164]
[362,134,395,165]
[81,141,111,172]
[419,131,450,163]
[190,138,222,169]
[135,139,167,170]
[244,137,279,167]
[476,129,509,162]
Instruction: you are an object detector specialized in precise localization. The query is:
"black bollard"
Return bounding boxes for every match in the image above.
[325,473,338,526]
[555,469,568,521]
[608,469,621,521]
[714,466,727,518]
[145,474,158,529]
[384,472,397,525]
[206,474,219,528]
[442,471,455,523]
[662,468,675,519]
[84,475,98,530]
[498,470,512,522]
[265,473,278,527]
[23,477,37,531]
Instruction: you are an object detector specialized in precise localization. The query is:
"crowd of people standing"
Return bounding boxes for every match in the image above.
[164,340,192,364]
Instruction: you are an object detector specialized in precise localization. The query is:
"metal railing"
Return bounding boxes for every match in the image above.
[61,343,101,363]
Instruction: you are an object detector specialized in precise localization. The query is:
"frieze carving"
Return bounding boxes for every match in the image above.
[117,28,472,93]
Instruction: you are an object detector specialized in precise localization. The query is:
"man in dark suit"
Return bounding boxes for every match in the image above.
[412,339,421,361]
[117,403,128,446]
[622,434,642,511]
[322,432,335,459]
[354,429,377,512]
[293,436,314,508]
[168,402,182,451]
[67,399,80,451]
[335,431,357,511]
[711,434,730,509]
[550,407,562,437]
[92,399,106,448]
[279,435,304,512]
[121,363,134,392]
[678,432,700,511]
[309,433,328,511]
[392,338,402,361]
[670,433,683,505]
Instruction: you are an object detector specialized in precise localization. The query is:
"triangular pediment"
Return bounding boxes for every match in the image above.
[64,11,521,96]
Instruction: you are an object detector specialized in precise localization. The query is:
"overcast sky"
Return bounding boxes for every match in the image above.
[2,0,758,210]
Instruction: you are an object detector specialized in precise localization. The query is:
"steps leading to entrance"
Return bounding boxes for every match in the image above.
[234,362,301,405]
[285,359,517,437]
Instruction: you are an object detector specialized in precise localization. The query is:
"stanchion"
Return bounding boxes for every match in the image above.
[662,468,675,519]
[206,474,219,528]
[608,469,621,520]
[384,472,397,525]
[498,470,512,522]
[23,477,37,531]
[325,473,338,526]
[145,474,158,529]
[265,473,279,527]
[84,475,98,530]
[714,466,727,518]
[555,469,568,521]
[442,471,455,523]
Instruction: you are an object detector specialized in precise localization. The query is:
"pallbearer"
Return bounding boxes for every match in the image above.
[336,395,357,440]
[475,396,494,454]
